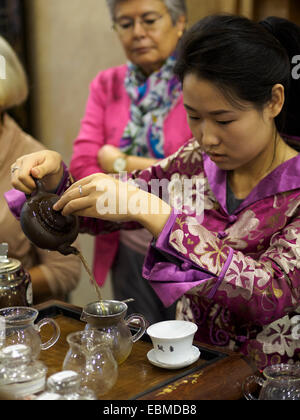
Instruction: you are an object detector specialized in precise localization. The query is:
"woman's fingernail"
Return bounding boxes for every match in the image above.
[31,168,39,176]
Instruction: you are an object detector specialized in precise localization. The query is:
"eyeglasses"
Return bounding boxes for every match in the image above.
[113,13,165,36]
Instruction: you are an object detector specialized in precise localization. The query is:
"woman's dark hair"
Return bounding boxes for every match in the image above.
[174,14,300,138]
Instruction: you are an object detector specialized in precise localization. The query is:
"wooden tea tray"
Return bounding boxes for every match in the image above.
[35,300,257,400]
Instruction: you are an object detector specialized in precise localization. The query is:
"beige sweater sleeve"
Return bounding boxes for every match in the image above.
[1,114,82,297]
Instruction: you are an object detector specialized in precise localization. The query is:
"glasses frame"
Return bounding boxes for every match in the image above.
[112,13,166,36]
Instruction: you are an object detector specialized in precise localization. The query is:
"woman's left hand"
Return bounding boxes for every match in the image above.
[53,173,172,237]
[53,173,144,222]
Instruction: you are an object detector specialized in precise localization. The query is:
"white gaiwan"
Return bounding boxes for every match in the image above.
[147,320,198,366]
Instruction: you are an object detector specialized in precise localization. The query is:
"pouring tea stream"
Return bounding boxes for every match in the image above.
[19,178,106,307]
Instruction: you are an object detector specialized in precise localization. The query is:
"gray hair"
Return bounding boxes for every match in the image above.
[106,0,187,25]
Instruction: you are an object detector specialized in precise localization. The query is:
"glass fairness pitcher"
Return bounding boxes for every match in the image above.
[80,301,147,364]
[243,363,300,400]
[0,306,60,360]
[62,330,118,397]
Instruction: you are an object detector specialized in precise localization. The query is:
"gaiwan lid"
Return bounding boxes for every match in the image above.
[0,243,22,275]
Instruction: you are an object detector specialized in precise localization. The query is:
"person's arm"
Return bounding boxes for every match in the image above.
[70,69,131,180]
[126,155,158,172]
[70,76,107,180]
[28,265,53,304]
[52,170,172,238]
[143,207,300,327]
[98,145,158,174]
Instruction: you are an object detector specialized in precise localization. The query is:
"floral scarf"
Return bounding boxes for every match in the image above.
[120,55,182,158]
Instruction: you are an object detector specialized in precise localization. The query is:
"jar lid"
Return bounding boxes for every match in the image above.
[0,344,31,362]
[0,345,47,397]
[0,243,22,274]
[47,370,81,392]
[36,392,64,400]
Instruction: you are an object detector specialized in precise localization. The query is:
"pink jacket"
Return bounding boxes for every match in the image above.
[70,65,192,285]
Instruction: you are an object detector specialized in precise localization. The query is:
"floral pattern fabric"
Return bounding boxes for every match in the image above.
[138,138,300,370]
[73,137,300,369]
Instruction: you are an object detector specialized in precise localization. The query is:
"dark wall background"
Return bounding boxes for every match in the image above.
[0,0,31,132]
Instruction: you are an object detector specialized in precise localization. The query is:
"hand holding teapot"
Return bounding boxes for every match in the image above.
[11,151,79,256]
[11,150,64,195]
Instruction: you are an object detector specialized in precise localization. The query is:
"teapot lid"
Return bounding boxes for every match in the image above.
[47,371,81,392]
[0,344,31,363]
[0,243,22,274]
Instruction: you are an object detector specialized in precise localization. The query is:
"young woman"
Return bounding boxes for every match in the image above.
[8,14,300,368]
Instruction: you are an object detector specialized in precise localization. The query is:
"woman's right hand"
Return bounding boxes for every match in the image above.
[11,150,64,194]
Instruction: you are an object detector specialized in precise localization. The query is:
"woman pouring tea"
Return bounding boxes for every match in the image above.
[8,14,300,369]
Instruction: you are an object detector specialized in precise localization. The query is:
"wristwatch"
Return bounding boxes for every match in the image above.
[113,156,127,172]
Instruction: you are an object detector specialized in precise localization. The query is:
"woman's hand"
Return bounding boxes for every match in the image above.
[53,173,171,238]
[11,150,63,194]
[53,172,146,221]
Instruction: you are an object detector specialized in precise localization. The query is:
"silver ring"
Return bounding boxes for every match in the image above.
[78,185,83,196]
[11,166,20,174]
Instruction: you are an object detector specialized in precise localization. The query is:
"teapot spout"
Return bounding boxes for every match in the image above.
[58,245,80,256]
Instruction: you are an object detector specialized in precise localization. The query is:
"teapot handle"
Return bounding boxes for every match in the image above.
[125,313,147,343]
[25,178,45,199]
[36,317,60,350]
[242,375,265,400]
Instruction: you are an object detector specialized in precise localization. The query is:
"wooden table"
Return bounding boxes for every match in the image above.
[35,300,257,400]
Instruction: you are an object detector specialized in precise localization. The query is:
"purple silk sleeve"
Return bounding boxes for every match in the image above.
[142,211,212,307]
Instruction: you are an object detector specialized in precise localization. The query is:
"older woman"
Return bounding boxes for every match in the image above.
[0,35,81,304]
[70,0,192,323]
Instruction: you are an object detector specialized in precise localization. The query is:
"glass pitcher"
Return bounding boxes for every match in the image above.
[243,363,300,400]
[62,330,118,397]
[0,306,60,360]
[80,300,147,364]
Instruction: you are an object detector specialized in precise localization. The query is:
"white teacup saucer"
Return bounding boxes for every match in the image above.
[147,346,200,370]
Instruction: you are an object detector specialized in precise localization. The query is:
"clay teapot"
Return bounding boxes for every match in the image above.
[20,178,79,256]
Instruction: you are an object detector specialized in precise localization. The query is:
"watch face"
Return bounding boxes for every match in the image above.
[113,157,127,172]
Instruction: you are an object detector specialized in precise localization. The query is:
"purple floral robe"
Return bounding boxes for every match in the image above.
[141,139,300,369]
[5,139,300,370]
